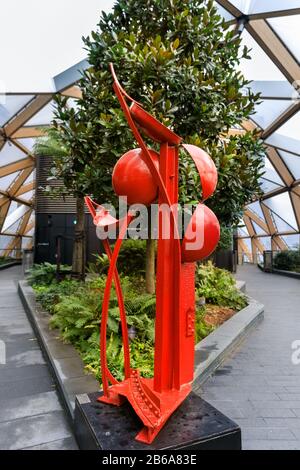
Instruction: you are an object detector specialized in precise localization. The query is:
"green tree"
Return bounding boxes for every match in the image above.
[50,0,265,290]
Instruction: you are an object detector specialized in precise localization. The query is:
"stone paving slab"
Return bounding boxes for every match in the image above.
[0,411,72,450]
[0,266,77,450]
[23,436,78,450]
[198,265,300,450]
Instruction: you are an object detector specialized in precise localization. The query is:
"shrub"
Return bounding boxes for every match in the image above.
[89,240,148,277]
[273,250,300,273]
[196,261,247,310]
[28,262,71,287]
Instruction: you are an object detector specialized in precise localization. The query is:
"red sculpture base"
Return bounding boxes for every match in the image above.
[97,369,191,444]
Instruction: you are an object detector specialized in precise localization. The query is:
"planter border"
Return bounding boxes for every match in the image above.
[18,280,264,422]
[0,260,22,271]
[258,263,300,280]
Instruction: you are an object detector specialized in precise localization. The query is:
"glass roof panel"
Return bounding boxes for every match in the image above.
[275,111,300,140]
[239,31,287,81]
[272,211,297,233]
[265,133,300,155]
[268,15,300,62]
[252,221,267,235]
[0,171,20,191]
[21,190,34,201]
[278,150,300,179]
[0,235,11,250]
[229,0,252,13]
[238,226,249,237]
[264,193,298,230]
[247,201,265,219]
[22,170,35,186]
[250,0,300,15]
[264,157,285,186]
[216,4,235,20]
[257,236,271,250]
[4,220,20,235]
[0,95,34,126]
[6,201,17,218]
[0,143,27,166]
[25,101,56,127]
[250,80,295,100]
[16,138,36,152]
[282,234,300,249]
[259,178,281,193]
[251,99,293,130]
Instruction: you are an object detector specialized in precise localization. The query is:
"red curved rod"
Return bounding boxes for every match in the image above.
[84,196,131,386]
[110,64,183,389]
[102,238,131,381]
[100,213,135,396]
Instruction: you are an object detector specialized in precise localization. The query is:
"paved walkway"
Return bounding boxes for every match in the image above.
[1,264,300,450]
[197,264,300,450]
[0,266,77,450]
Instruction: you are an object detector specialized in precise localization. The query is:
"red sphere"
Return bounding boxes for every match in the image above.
[112,148,159,206]
[182,204,220,263]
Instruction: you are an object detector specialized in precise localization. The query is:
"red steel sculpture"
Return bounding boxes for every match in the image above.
[85,64,220,444]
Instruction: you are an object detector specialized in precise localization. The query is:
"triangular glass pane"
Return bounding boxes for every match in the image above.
[275,111,300,141]
[0,235,11,250]
[248,201,265,219]
[230,0,252,13]
[259,178,281,193]
[282,234,300,249]
[238,226,249,237]
[4,220,20,235]
[25,101,56,127]
[0,95,34,126]
[266,133,300,155]
[264,157,285,186]
[216,4,235,21]
[264,192,298,230]
[252,0,300,15]
[239,30,286,81]
[0,142,27,166]
[0,171,20,191]
[278,150,300,179]
[15,138,36,152]
[21,190,34,201]
[251,99,293,130]
[252,221,267,235]
[22,170,36,186]
[268,15,300,64]
[272,212,296,233]
[257,236,271,250]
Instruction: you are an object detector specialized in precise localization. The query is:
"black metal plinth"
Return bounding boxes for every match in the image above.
[74,392,241,450]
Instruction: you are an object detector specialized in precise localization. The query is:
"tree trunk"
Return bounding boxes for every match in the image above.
[72,197,86,280]
[146,238,156,294]
[145,206,156,294]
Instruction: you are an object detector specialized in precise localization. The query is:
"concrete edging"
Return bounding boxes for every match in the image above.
[258,263,300,280]
[0,260,22,271]
[18,279,264,420]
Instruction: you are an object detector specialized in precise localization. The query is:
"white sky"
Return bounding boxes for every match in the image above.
[0,0,115,92]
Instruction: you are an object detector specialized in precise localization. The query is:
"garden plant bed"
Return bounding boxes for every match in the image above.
[18,261,264,422]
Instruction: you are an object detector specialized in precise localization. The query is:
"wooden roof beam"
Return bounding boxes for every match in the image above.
[266,147,294,187]
[246,19,300,85]
[4,95,52,137]
[244,208,269,233]
[0,157,34,178]
[12,126,46,139]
